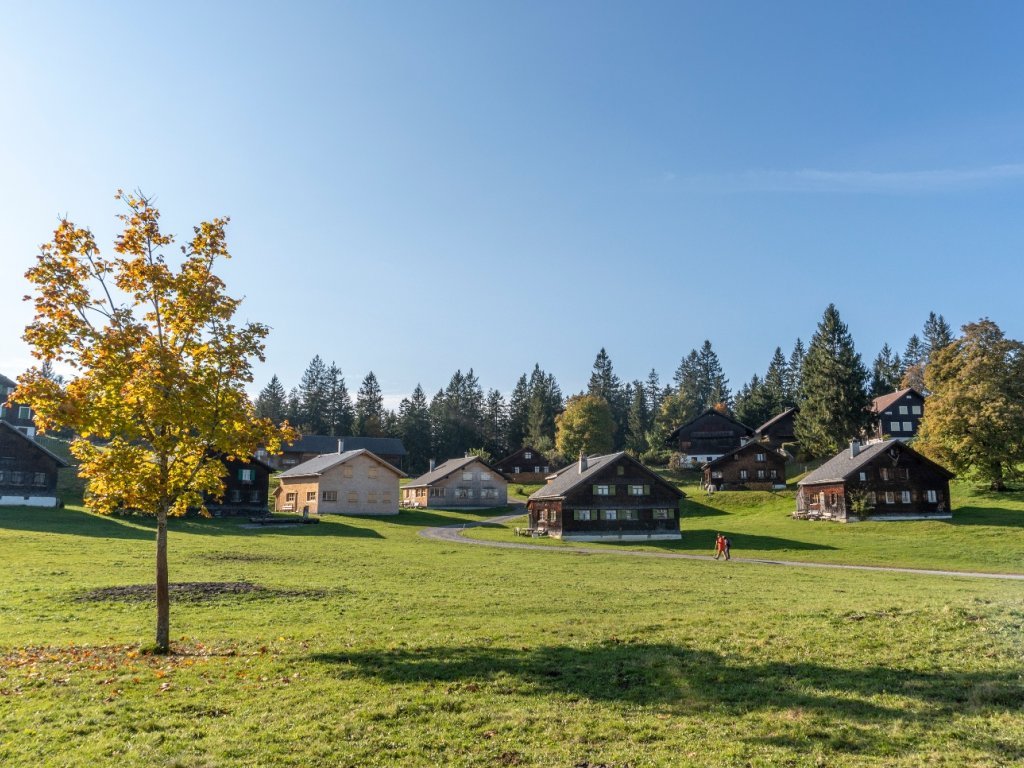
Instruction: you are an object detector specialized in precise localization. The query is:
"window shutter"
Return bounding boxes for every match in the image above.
[607,484,615,495]
[644,484,650,495]
[592,484,598,495]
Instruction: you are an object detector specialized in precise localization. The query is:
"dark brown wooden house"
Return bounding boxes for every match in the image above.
[262,435,407,472]
[493,445,555,483]
[702,440,787,491]
[667,409,754,466]
[527,452,684,541]
[796,439,953,522]
[753,407,798,451]
[205,455,274,516]
[868,388,925,441]
[0,420,68,507]
[1,373,37,438]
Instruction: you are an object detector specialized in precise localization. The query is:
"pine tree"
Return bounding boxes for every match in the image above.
[481,388,509,459]
[507,374,530,450]
[354,371,385,437]
[298,355,330,433]
[869,343,903,398]
[285,387,301,428]
[673,349,701,407]
[623,381,650,455]
[696,340,730,409]
[644,369,664,421]
[734,373,772,428]
[794,304,870,458]
[762,347,788,417]
[588,348,626,446]
[526,365,562,449]
[255,374,288,424]
[398,385,432,473]
[324,363,354,436]
[922,312,954,358]
[784,338,806,406]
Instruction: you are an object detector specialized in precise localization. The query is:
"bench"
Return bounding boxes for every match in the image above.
[248,516,321,525]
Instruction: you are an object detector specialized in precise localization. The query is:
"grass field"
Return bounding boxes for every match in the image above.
[1,495,1022,766]
[470,479,1024,574]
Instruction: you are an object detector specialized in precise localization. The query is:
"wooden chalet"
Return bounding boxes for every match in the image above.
[205,455,274,516]
[796,439,953,522]
[401,455,507,508]
[667,409,754,465]
[0,420,68,507]
[703,439,787,491]
[527,452,684,541]
[753,406,798,450]
[0,373,37,438]
[493,445,555,483]
[275,449,404,515]
[262,435,407,472]
[868,388,925,441]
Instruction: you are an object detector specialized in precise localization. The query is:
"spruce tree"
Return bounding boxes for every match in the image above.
[734,374,771,428]
[324,363,354,436]
[869,343,903,398]
[398,384,432,473]
[255,374,287,424]
[588,348,626,447]
[762,347,788,417]
[784,338,806,406]
[481,388,509,459]
[922,312,953,358]
[794,304,870,458]
[644,369,664,421]
[298,355,330,433]
[696,340,730,409]
[354,371,385,437]
[507,374,530,450]
[623,381,649,455]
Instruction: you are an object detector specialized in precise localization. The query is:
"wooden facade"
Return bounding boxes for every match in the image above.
[205,455,274,516]
[868,388,925,441]
[796,439,953,522]
[703,440,787,490]
[402,456,508,508]
[527,452,684,541]
[667,409,754,465]
[274,449,404,516]
[0,421,67,507]
[493,445,555,483]
[753,407,798,450]
[0,373,37,438]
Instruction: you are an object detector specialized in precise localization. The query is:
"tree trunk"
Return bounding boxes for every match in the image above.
[155,506,170,653]
[990,461,1006,492]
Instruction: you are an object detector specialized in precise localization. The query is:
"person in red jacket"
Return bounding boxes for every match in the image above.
[714,533,725,560]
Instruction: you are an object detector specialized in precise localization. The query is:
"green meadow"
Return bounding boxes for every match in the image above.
[0,489,1022,766]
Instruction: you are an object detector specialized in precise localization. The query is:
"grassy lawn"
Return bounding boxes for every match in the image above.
[466,479,1024,574]
[0,501,1022,767]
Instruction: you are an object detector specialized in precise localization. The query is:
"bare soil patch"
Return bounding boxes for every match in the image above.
[77,581,331,603]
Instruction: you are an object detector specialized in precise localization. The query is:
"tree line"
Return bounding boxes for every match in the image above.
[253,305,977,474]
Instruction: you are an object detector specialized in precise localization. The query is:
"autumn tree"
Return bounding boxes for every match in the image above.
[794,304,870,458]
[16,191,292,653]
[555,394,614,459]
[917,319,1024,491]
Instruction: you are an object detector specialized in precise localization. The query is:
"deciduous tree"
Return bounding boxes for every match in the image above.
[16,191,292,653]
[555,394,614,459]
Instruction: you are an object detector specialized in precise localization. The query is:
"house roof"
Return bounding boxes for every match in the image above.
[405,455,498,488]
[798,439,953,486]
[495,445,549,466]
[218,453,276,472]
[754,407,799,435]
[701,439,783,469]
[528,452,684,501]
[278,448,405,479]
[0,373,15,389]
[283,435,407,456]
[667,409,754,441]
[870,388,923,415]
[0,421,70,467]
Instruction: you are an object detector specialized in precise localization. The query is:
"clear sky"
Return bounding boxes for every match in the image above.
[3,2,1023,408]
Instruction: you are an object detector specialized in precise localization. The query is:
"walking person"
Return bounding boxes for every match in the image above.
[723,535,731,561]
[713,533,725,560]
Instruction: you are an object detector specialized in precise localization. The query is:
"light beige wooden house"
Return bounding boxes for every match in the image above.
[401,455,507,508]
[274,449,404,516]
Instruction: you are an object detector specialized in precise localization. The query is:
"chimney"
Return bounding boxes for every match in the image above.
[337,438,343,454]
[850,440,860,458]
[429,458,436,472]
[578,451,588,473]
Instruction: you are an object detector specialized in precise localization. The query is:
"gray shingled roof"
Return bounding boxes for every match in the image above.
[284,435,407,456]
[529,453,621,500]
[405,456,496,488]
[798,441,896,485]
[278,449,404,478]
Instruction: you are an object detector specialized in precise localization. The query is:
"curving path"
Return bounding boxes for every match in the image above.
[419,504,1024,582]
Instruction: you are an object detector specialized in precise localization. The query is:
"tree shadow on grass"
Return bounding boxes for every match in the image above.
[679,498,730,518]
[949,504,1024,529]
[310,641,1022,757]
[681,528,839,552]
[383,507,518,528]
[0,506,153,540]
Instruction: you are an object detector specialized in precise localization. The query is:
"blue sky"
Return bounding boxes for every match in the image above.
[2,2,1023,407]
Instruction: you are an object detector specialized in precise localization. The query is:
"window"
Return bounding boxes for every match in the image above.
[229,489,241,502]
[902,421,912,432]
[343,466,353,478]
[249,490,261,503]
[18,406,31,420]
[480,487,498,499]
[911,405,922,415]
[382,491,392,503]
[710,470,723,479]
[480,472,491,480]
[901,491,911,504]
[896,467,909,480]
[524,451,532,459]
[739,470,748,480]
[238,468,255,483]
[755,453,766,462]
[543,466,549,472]
[757,470,765,480]
[653,509,673,520]
[32,472,46,486]
[347,490,358,503]
[899,405,908,415]
[866,492,877,505]
[286,492,297,502]
[885,491,895,504]
[0,406,6,419]
[926,490,938,503]
[769,470,778,479]
[513,466,520,474]
[10,471,23,485]
[602,510,618,521]
[306,491,317,501]
[323,490,338,502]
[594,484,612,496]
[534,466,540,473]
[462,471,474,481]
[616,466,624,476]
[879,468,891,481]
[574,509,592,521]
[430,487,445,497]
[620,509,638,520]
[368,466,379,479]
[455,487,473,499]
[367,491,378,503]
[890,421,901,433]
[859,472,867,481]
[628,484,648,496]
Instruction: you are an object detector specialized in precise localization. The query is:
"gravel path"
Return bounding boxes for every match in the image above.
[419,506,1024,581]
